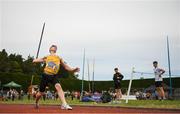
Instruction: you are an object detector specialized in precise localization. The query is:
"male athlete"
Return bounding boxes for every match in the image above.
[113,68,124,102]
[153,61,166,100]
[33,45,79,110]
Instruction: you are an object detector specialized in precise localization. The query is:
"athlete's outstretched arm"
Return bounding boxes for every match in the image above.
[61,59,80,73]
[33,58,45,63]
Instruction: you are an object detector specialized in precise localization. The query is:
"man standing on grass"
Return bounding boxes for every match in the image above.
[153,61,166,100]
[33,45,79,110]
[113,68,124,103]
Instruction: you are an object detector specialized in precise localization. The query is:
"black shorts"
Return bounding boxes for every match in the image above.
[114,82,121,89]
[39,73,60,92]
[155,81,163,87]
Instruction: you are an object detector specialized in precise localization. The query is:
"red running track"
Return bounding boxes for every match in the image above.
[0,104,180,113]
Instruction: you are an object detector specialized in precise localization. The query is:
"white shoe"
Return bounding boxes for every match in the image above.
[117,101,121,104]
[112,100,117,104]
[61,104,72,110]
[163,97,166,100]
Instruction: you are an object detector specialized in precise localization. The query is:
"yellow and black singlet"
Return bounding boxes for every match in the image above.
[43,54,61,75]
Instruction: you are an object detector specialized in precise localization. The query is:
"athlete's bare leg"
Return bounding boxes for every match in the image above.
[156,87,161,98]
[55,83,67,105]
[115,89,119,99]
[119,89,122,99]
[159,87,165,99]
[35,92,44,108]
[157,87,165,100]
[115,89,122,100]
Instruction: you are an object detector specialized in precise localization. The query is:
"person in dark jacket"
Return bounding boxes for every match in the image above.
[113,68,124,101]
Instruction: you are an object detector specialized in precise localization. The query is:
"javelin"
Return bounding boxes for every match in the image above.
[36,22,45,59]
[30,22,45,86]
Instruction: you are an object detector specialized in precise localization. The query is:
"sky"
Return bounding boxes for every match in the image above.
[0,0,180,80]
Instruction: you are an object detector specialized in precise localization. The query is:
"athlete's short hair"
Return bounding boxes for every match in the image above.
[153,61,158,64]
[114,68,118,71]
[49,45,57,53]
[50,45,57,49]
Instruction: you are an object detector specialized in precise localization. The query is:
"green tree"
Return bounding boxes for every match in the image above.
[9,61,22,72]
[22,56,34,74]
[9,54,23,65]
[0,49,9,72]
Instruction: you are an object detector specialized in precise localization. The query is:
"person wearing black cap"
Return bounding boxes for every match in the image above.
[113,68,124,102]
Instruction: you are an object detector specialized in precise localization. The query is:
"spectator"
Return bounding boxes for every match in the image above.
[12,89,16,101]
[18,90,24,100]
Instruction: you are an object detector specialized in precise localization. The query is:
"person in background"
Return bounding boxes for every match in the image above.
[20,90,24,100]
[153,61,166,100]
[11,89,16,101]
[113,68,124,103]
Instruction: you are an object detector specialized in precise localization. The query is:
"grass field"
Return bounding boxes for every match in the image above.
[1,96,180,109]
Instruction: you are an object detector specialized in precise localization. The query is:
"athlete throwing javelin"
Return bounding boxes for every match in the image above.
[33,45,80,110]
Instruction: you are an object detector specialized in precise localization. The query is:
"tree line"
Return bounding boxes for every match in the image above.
[0,49,179,92]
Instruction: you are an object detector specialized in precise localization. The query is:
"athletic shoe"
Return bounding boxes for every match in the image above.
[34,102,39,109]
[61,104,72,110]
[163,97,166,100]
[158,97,162,101]
[112,100,119,104]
